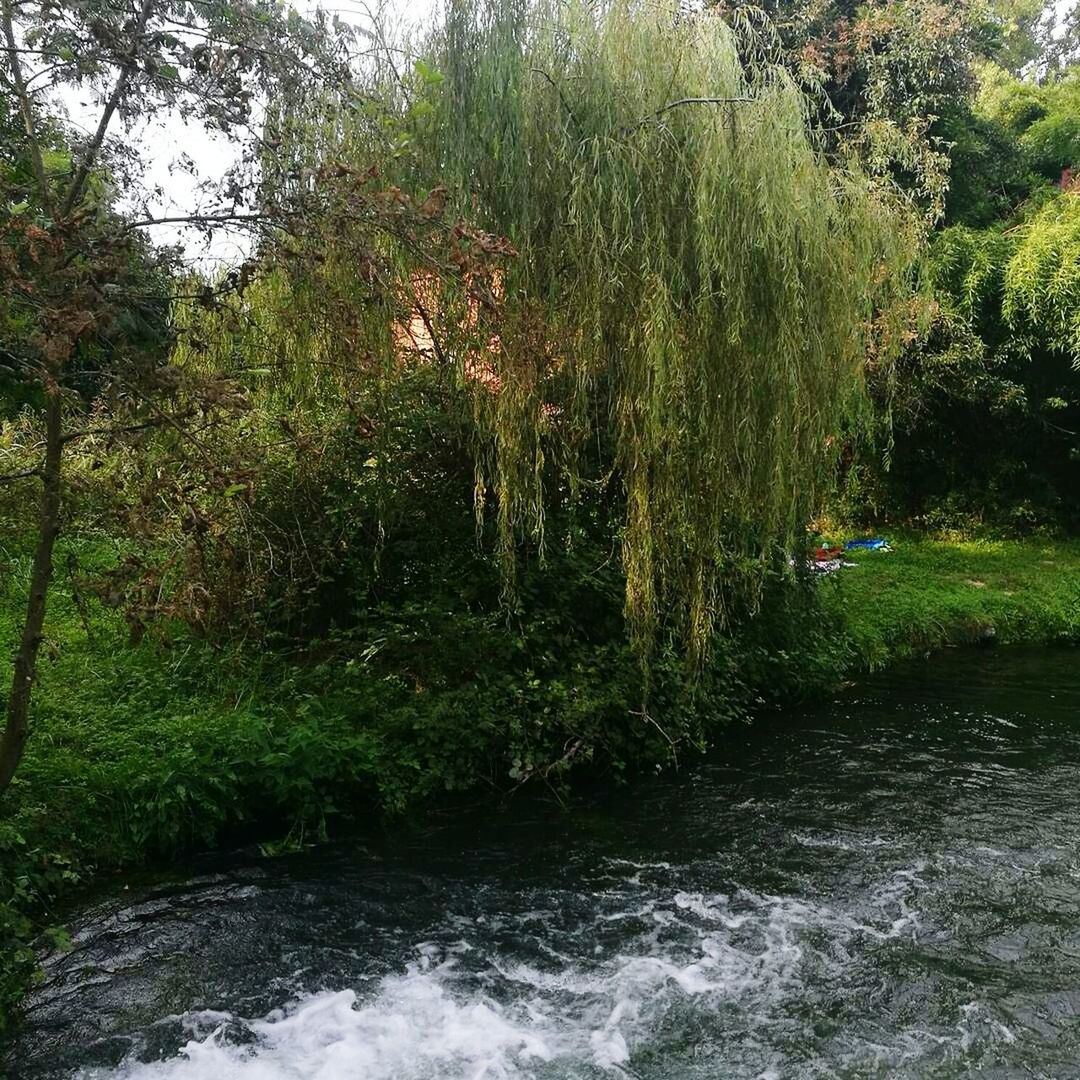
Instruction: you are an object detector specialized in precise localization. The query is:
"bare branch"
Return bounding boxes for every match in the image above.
[621,96,755,137]
[120,211,289,234]
[414,299,452,368]
[1,0,55,215]
[59,418,165,445]
[0,467,42,484]
[60,0,156,219]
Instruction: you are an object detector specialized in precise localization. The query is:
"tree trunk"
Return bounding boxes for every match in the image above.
[0,387,63,795]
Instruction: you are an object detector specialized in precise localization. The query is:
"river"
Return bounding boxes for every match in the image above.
[9,647,1080,1079]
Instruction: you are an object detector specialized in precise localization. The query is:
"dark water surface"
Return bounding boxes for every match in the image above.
[9,647,1080,1079]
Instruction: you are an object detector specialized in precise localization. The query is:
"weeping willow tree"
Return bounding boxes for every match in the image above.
[426,0,921,662]
[184,0,922,665]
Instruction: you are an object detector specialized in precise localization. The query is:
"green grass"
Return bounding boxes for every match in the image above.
[821,533,1080,669]
[0,542,396,1026]
[1,531,1078,1029]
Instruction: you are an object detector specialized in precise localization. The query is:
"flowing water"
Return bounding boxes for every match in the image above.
[8,648,1080,1080]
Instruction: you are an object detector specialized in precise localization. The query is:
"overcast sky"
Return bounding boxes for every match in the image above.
[56,0,438,265]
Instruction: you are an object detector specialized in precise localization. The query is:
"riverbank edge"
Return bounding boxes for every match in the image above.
[2,533,1079,1034]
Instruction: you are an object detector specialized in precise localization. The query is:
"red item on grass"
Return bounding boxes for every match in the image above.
[814,546,844,561]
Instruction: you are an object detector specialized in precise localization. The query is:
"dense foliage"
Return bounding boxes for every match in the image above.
[869,64,1080,527]
[195,0,922,666]
[717,0,1080,530]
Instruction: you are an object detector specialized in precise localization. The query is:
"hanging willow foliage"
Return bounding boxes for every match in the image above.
[412,0,922,663]
[181,0,923,667]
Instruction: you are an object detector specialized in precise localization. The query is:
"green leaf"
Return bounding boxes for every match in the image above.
[413,59,444,86]
[44,926,73,952]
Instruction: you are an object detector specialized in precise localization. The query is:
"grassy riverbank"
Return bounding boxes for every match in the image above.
[822,534,1080,667]
[2,533,1079,1028]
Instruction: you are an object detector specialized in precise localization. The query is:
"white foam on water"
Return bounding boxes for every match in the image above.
[956,1001,1017,1050]
[74,866,961,1080]
[793,831,898,852]
[80,979,561,1080]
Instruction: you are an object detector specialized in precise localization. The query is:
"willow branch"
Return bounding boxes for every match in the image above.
[530,67,582,135]
[622,96,754,137]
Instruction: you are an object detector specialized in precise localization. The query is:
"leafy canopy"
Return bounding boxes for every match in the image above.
[232,0,922,665]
